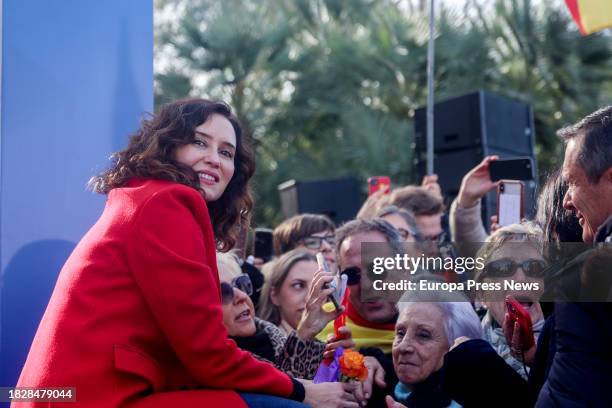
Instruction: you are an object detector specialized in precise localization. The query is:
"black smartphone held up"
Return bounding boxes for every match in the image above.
[489,157,535,182]
[497,180,524,227]
[316,253,340,310]
[254,228,274,263]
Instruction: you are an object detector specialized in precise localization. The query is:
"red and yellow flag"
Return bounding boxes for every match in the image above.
[565,0,612,35]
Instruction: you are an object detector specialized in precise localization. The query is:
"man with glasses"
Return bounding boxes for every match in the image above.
[272,213,337,270]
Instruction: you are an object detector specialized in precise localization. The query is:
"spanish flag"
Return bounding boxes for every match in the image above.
[565,0,612,35]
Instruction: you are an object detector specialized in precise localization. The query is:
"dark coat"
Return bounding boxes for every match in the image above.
[443,339,530,408]
[535,215,612,408]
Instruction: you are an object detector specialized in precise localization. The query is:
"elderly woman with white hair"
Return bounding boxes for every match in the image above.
[385,289,482,408]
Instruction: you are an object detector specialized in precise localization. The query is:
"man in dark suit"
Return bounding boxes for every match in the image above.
[506,106,612,408]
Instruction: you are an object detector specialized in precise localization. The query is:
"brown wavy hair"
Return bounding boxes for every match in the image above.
[89,98,255,251]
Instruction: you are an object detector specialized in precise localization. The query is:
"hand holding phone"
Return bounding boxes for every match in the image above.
[505,296,535,350]
[457,155,499,208]
[316,253,341,310]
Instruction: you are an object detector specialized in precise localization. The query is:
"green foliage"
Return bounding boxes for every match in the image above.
[155,0,612,226]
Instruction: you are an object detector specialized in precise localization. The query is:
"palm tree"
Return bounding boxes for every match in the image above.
[155,0,612,226]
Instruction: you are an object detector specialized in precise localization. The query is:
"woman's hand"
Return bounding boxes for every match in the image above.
[347,356,387,405]
[359,356,386,401]
[296,269,343,340]
[385,395,408,408]
[302,380,361,408]
[502,313,536,367]
[457,156,500,208]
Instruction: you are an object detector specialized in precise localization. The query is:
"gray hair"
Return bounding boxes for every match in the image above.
[558,105,612,183]
[376,205,423,241]
[335,218,404,262]
[398,286,482,347]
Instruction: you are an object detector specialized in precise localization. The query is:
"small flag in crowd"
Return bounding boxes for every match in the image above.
[565,0,612,35]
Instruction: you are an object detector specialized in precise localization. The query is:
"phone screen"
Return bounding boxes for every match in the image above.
[254,228,274,262]
[498,182,522,226]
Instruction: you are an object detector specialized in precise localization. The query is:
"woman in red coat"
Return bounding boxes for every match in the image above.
[15,99,357,408]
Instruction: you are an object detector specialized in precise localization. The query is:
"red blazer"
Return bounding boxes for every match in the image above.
[15,179,300,407]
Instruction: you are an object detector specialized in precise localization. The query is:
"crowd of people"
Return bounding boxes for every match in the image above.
[13,99,612,407]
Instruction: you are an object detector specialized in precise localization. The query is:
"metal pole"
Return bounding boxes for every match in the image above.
[426,0,435,175]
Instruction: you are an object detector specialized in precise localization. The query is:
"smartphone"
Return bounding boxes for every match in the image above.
[254,228,274,262]
[489,157,534,182]
[367,176,391,196]
[316,253,340,310]
[505,296,535,349]
[497,180,524,227]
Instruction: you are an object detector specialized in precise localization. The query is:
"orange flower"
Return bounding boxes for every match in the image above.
[339,349,368,381]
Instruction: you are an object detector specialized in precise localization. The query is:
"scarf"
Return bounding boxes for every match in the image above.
[394,370,461,408]
[481,310,545,380]
[316,301,396,353]
[231,328,276,363]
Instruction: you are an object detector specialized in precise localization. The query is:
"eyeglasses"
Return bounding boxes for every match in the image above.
[484,258,548,279]
[301,235,335,250]
[220,274,253,304]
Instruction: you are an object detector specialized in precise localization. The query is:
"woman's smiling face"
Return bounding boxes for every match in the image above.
[174,113,236,202]
[392,303,449,384]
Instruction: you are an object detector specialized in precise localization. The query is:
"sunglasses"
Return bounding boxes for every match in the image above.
[484,258,548,279]
[220,274,253,304]
[301,235,335,250]
[340,265,389,286]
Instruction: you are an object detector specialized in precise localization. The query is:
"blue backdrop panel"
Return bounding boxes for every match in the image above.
[0,0,152,390]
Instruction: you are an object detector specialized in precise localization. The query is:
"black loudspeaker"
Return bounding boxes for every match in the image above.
[278,178,361,225]
[414,91,538,226]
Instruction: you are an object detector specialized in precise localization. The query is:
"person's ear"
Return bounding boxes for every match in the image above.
[270,287,281,306]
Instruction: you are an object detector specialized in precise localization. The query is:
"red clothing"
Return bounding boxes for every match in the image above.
[15,179,298,407]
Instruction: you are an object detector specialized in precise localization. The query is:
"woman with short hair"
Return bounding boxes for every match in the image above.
[474,222,546,379]
[388,298,482,408]
[218,251,333,380]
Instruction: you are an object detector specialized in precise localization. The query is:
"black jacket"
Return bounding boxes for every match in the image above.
[443,339,530,408]
[535,215,612,408]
